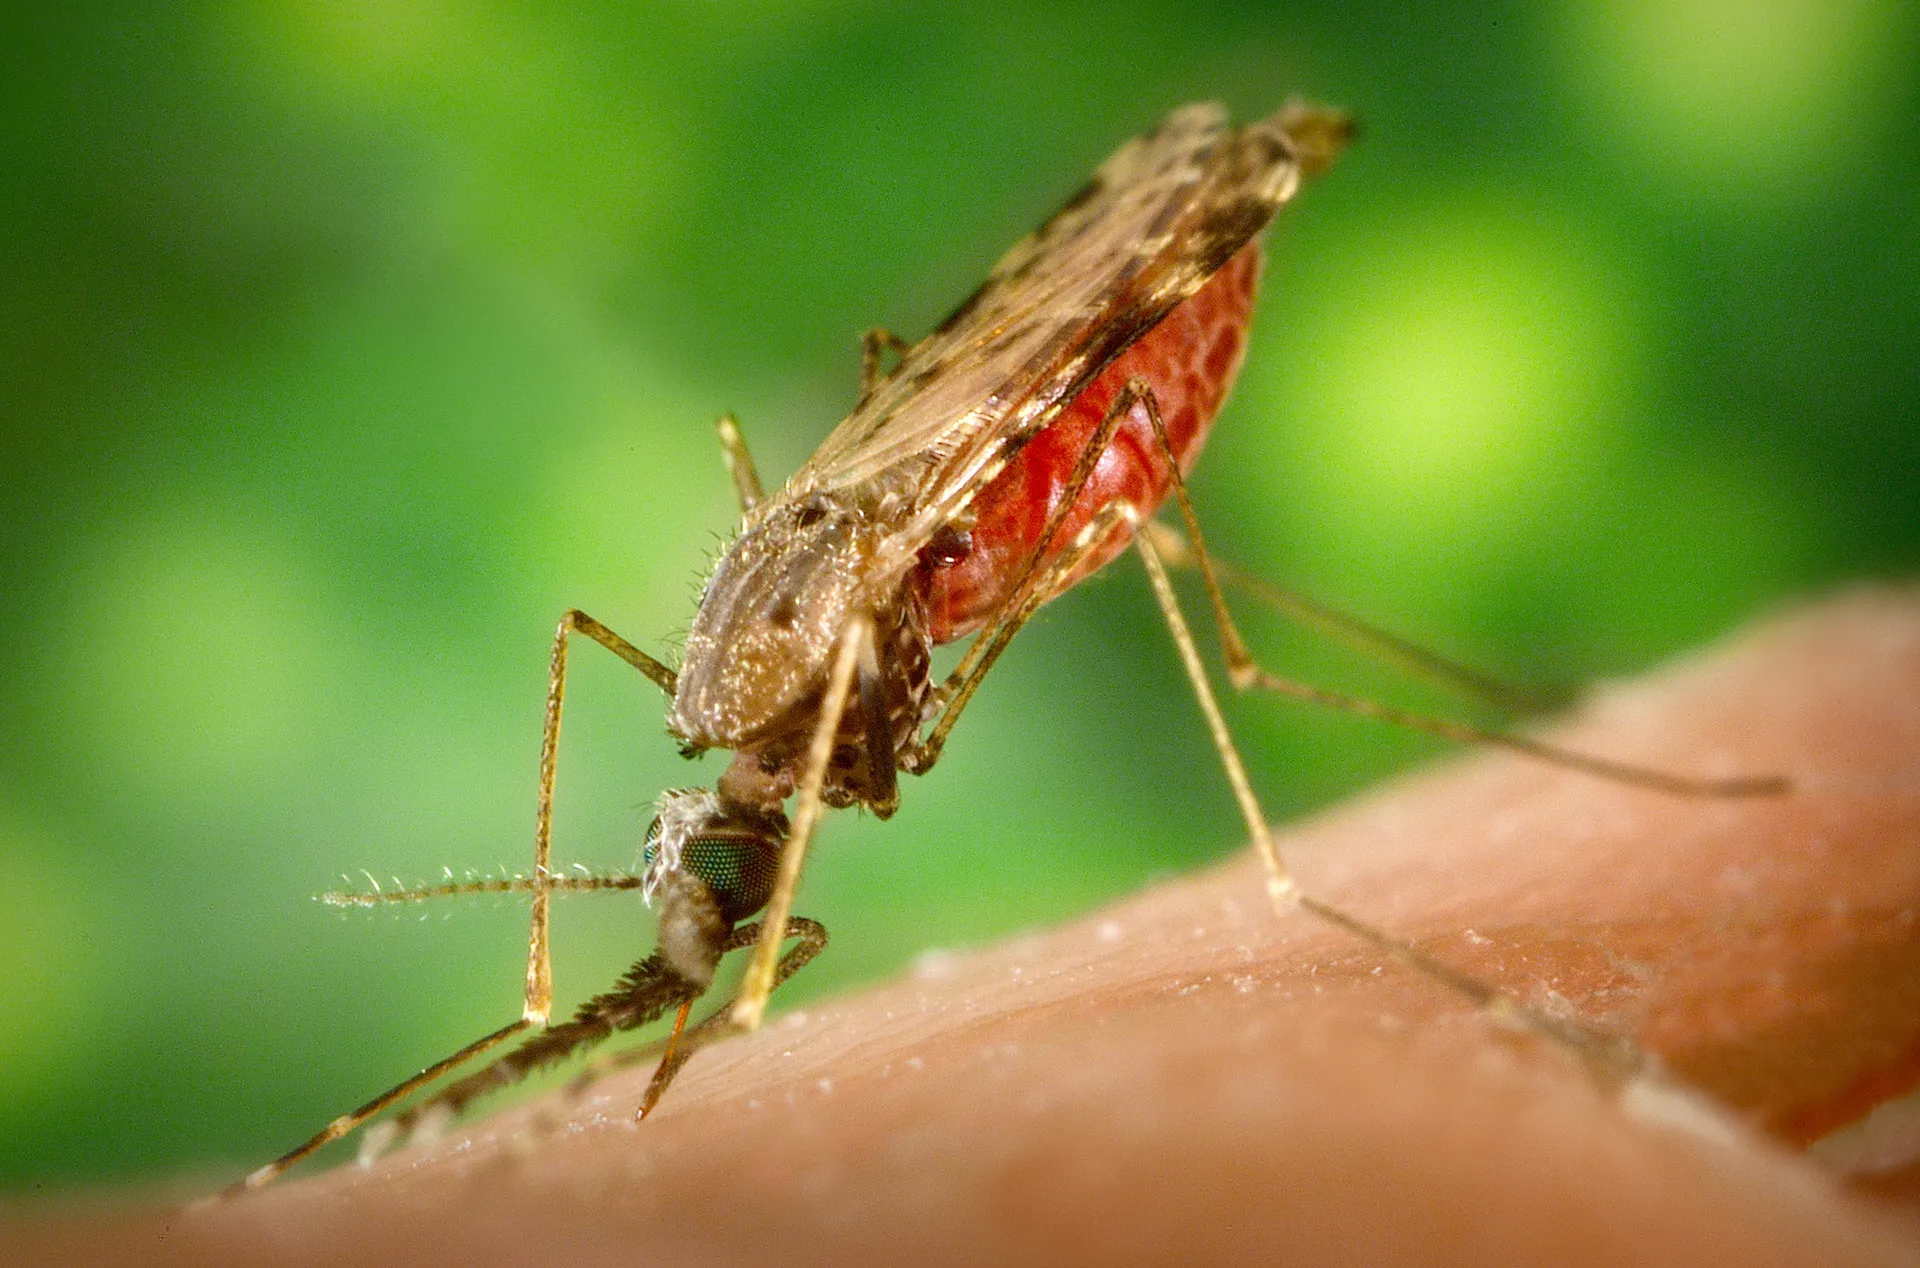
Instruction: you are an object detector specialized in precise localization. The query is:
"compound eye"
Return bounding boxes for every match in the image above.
[643,793,788,924]
[678,832,781,923]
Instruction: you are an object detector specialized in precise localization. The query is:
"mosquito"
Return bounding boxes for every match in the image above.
[230,100,1787,1194]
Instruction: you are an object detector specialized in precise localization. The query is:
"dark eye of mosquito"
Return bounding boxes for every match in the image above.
[683,834,778,921]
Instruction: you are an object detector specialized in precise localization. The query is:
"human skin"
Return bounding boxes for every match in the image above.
[10,587,1920,1266]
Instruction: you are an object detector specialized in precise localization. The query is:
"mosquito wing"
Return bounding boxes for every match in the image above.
[782,100,1349,575]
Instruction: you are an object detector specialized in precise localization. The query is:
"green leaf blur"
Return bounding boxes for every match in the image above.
[1,0,1914,1187]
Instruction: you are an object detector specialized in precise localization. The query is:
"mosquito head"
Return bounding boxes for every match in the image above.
[671,492,886,750]
[642,788,788,987]
[643,789,787,923]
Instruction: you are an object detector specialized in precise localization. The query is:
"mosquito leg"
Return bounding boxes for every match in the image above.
[651,999,697,1093]
[227,611,676,1195]
[859,327,913,399]
[1127,508,1642,1082]
[1139,521,1569,715]
[1125,384,1788,800]
[856,620,900,814]
[366,915,815,1166]
[554,608,677,698]
[561,917,828,1100]
[926,487,1304,922]
[905,378,1154,774]
[731,619,868,1031]
[221,1018,533,1195]
[714,413,764,514]
[905,494,1158,789]
[942,488,1650,1084]
[638,916,828,1115]
[528,611,680,1029]
[356,946,707,1164]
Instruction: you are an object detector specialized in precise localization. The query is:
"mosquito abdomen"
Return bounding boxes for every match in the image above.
[922,242,1263,642]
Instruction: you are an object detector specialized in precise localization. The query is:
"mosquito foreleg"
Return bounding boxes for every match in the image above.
[553,609,677,698]
[714,413,764,514]
[226,611,674,1195]
[638,916,828,1116]
[1126,384,1788,800]
[530,611,680,1028]
[730,620,867,1031]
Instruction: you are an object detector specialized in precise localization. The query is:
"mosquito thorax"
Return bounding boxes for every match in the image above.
[671,492,891,751]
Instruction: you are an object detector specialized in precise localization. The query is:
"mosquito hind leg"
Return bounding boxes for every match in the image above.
[1127,507,1643,1082]
[1125,383,1787,800]
[886,372,1652,1082]
[1099,379,1680,1077]
[1139,520,1570,716]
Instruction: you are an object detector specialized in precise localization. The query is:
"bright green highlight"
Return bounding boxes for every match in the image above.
[1560,0,1915,205]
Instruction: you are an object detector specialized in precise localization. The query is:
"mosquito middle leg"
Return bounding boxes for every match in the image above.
[908,487,1299,924]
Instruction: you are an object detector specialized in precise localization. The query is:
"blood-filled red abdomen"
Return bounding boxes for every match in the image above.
[922,242,1262,643]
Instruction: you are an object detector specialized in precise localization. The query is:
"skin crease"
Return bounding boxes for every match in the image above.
[8,589,1920,1266]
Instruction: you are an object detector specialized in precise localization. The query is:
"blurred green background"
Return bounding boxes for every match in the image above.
[2,0,1915,1190]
